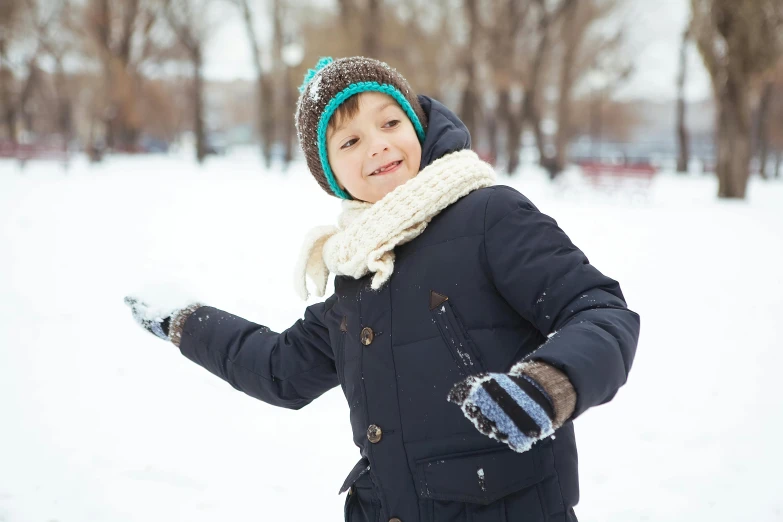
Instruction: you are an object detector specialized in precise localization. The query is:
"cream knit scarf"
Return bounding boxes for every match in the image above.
[295,149,496,300]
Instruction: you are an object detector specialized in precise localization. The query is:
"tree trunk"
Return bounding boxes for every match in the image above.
[236,0,268,163]
[459,0,479,142]
[0,43,17,145]
[506,116,524,175]
[19,58,40,136]
[274,0,298,170]
[459,81,478,146]
[487,111,498,165]
[589,92,602,158]
[1,100,16,144]
[755,80,773,179]
[552,1,578,178]
[336,0,356,42]
[496,88,515,173]
[256,75,272,165]
[524,0,560,173]
[53,56,73,150]
[676,27,690,173]
[95,0,116,150]
[502,88,525,175]
[261,74,275,168]
[690,0,782,199]
[115,0,141,151]
[282,67,295,169]
[715,85,751,198]
[192,48,206,163]
[363,0,381,58]
[522,84,549,173]
[774,149,781,179]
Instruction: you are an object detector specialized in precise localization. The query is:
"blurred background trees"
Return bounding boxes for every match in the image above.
[691,0,783,198]
[0,0,781,198]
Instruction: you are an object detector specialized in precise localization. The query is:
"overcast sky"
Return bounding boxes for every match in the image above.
[202,0,712,103]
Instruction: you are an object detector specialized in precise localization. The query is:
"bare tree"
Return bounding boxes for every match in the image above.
[363,0,382,58]
[552,0,579,177]
[381,0,450,99]
[273,0,299,168]
[84,0,162,151]
[0,0,47,143]
[458,0,480,141]
[513,0,574,175]
[676,25,691,173]
[550,0,627,178]
[333,0,382,57]
[484,0,531,172]
[754,77,774,179]
[691,0,783,198]
[0,0,22,143]
[230,0,274,166]
[163,0,213,163]
[27,0,80,151]
[334,0,358,48]
[89,0,137,149]
[767,61,783,179]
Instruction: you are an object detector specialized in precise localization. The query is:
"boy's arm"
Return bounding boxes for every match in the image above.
[482,186,640,421]
[167,296,339,410]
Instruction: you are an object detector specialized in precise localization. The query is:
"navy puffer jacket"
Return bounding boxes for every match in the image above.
[177,96,640,522]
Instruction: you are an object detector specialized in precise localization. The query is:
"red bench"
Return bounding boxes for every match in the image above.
[576,160,658,194]
[0,141,70,162]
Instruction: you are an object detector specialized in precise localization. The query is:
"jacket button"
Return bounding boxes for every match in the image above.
[367,424,382,443]
[360,326,374,346]
[389,518,402,522]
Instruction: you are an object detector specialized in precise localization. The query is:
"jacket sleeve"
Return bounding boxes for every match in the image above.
[483,186,640,419]
[176,295,339,410]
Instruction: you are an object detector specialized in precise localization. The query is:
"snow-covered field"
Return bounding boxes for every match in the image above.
[1,150,782,522]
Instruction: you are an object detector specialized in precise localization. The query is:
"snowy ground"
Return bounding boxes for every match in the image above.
[1,150,782,522]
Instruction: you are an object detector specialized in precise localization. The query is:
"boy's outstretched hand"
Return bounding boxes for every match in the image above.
[448,370,556,454]
[124,296,174,341]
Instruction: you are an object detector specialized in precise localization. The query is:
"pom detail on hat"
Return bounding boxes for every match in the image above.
[298,57,334,93]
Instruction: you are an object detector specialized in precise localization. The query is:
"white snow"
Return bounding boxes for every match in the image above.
[126,284,202,322]
[308,74,322,102]
[1,149,782,521]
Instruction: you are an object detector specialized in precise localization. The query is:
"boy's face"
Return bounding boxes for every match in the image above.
[326,92,422,203]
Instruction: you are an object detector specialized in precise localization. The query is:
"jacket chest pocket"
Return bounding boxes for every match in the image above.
[430,291,486,375]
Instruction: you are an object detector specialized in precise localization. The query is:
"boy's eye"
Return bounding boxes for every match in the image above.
[341,138,358,149]
[384,120,400,128]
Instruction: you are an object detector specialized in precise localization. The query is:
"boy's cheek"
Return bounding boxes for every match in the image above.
[411,142,423,173]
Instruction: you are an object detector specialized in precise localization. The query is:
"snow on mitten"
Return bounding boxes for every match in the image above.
[447,370,555,453]
[124,296,176,340]
[124,296,201,345]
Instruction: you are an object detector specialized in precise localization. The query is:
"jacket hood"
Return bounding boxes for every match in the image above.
[417,95,472,170]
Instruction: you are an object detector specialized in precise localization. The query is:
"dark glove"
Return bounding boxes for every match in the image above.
[448,371,555,453]
[124,296,173,341]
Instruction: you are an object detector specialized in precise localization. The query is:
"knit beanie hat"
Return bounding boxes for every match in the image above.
[295,56,428,199]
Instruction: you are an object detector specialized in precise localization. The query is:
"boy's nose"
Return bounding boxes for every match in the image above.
[370,145,389,157]
[367,133,390,157]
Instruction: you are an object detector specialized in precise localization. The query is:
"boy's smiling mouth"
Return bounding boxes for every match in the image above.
[369,160,403,176]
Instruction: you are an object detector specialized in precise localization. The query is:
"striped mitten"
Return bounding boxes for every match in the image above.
[447,371,555,453]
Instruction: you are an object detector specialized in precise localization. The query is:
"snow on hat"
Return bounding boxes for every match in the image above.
[295,56,428,199]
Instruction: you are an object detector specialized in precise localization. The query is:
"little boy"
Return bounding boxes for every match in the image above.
[127,56,640,522]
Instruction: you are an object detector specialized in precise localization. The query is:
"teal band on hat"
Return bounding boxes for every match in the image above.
[317,82,427,200]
